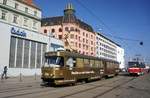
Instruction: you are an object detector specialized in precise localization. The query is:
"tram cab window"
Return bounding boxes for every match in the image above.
[45,56,64,67]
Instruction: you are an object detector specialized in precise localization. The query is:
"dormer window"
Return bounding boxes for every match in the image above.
[51,29,55,33]
[44,29,47,34]
[65,27,69,31]
[59,28,62,32]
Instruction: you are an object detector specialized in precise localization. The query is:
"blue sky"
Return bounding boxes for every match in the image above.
[34,0,150,63]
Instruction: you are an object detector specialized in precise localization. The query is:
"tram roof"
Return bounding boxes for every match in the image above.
[45,51,118,63]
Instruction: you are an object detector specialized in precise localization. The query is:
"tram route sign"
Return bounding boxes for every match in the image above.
[11,27,27,37]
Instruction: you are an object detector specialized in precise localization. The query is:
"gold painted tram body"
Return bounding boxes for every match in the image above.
[41,51,119,85]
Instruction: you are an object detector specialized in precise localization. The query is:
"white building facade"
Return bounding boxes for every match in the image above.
[96,33,125,68]
[116,46,125,69]
[96,33,117,61]
[0,0,49,76]
[0,0,64,76]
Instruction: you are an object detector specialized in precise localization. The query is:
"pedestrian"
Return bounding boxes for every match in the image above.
[1,66,8,79]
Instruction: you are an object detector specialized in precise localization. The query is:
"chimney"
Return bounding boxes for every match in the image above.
[26,0,33,5]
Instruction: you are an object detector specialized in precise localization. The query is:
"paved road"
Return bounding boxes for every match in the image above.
[0,73,150,98]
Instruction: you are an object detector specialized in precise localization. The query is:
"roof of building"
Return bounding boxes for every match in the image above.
[16,0,41,10]
[97,32,121,47]
[41,16,94,32]
[41,3,94,32]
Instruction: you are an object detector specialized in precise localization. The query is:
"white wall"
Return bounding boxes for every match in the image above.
[0,22,11,74]
[0,22,49,76]
[117,46,125,69]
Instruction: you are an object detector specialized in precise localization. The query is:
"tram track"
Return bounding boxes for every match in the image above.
[92,77,135,98]
[0,76,123,98]
[58,77,135,98]
[0,84,41,93]
[0,76,135,98]
[0,86,57,98]
[0,81,42,93]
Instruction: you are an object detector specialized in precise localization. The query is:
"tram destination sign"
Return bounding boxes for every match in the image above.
[11,27,27,37]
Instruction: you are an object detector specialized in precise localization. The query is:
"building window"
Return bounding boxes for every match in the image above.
[91,35,93,39]
[23,40,30,68]
[65,27,69,31]
[9,37,16,68]
[13,15,18,24]
[58,35,62,39]
[51,29,55,32]
[15,3,19,9]
[86,39,88,44]
[86,34,88,37]
[86,45,88,50]
[16,38,23,68]
[3,0,7,5]
[1,10,7,20]
[30,41,36,68]
[71,41,74,45]
[83,32,85,36]
[79,43,81,48]
[36,43,41,68]
[86,52,88,55]
[83,38,85,43]
[70,34,74,39]
[59,28,62,32]
[91,41,93,45]
[23,17,28,27]
[44,29,47,34]
[91,47,93,51]
[79,36,81,41]
[25,7,28,13]
[34,11,37,16]
[33,20,37,29]
[9,37,46,68]
[75,42,77,47]
[75,35,77,39]
[75,28,78,32]
[83,44,85,49]
[70,27,74,31]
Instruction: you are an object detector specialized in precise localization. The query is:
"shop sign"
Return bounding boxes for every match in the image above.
[11,27,26,37]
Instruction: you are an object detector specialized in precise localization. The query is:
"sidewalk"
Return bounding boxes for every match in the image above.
[0,75,42,84]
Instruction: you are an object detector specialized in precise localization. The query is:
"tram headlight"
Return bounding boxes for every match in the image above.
[44,73,49,76]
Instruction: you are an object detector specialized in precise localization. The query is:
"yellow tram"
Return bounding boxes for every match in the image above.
[41,50,119,85]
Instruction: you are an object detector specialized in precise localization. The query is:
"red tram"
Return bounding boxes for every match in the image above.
[127,61,145,76]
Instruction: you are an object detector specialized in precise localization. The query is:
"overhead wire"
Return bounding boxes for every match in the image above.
[74,0,147,63]
[74,0,142,43]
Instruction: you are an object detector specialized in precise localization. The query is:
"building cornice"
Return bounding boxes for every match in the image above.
[96,32,121,47]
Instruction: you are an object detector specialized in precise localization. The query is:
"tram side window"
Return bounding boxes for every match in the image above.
[90,59,95,67]
[76,58,83,67]
[83,59,90,67]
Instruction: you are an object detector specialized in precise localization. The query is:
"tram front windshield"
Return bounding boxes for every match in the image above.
[45,56,64,67]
